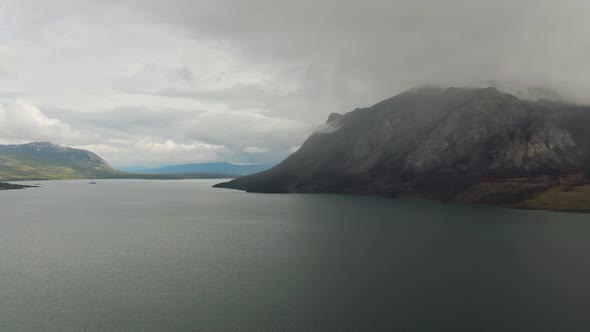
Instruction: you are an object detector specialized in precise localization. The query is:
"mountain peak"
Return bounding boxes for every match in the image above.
[25,141,64,149]
[216,86,590,210]
[326,113,344,124]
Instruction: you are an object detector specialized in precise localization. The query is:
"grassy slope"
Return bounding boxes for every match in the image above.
[457,174,590,212]
[0,154,116,180]
[514,183,590,212]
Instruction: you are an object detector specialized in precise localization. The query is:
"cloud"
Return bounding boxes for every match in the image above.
[40,103,310,165]
[0,99,292,165]
[76,139,228,166]
[313,122,341,135]
[0,99,72,143]
[129,0,590,105]
[242,146,270,154]
[3,0,590,165]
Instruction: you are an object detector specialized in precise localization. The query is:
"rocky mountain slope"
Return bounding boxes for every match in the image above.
[0,142,119,180]
[215,87,590,211]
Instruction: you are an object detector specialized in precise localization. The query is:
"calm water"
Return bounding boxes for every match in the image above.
[1,180,590,331]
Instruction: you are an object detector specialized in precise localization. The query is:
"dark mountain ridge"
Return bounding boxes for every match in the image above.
[216,87,590,211]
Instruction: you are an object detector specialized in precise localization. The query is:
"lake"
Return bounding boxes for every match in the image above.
[1,179,590,331]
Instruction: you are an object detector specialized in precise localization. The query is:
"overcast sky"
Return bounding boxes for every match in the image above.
[1,0,589,165]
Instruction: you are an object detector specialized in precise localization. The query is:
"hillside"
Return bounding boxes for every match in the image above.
[215,87,590,212]
[0,142,119,180]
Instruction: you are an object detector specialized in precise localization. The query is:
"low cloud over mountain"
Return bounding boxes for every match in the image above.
[2,0,590,165]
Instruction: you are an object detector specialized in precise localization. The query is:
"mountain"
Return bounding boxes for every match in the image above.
[0,142,119,180]
[215,86,590,212]
[118,162,273,176]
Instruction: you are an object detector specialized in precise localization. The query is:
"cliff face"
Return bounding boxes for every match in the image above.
[402,88,585,173]
[215,87,590,210]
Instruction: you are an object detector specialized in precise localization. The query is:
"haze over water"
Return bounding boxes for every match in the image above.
[1,180,590,330]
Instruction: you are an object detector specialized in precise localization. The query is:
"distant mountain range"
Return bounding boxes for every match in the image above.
[216,86,590,212]
[117,163,273,176]
[0,142,241,181]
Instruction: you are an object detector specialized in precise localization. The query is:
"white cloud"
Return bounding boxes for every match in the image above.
[0,97,307,165]
[242,146,270,154]
[76,139,228,166]
[313,122,341,135]
[0,99,72,143]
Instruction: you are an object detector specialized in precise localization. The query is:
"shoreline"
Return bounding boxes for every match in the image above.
[0,182,38,190]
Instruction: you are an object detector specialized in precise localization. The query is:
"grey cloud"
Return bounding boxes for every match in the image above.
[45,106,204,131]
[0,69,17,79]
[130,0,590,105]
[125,84,281,110]
[43,104,310,164]
[169,67,196,85]
[3,0,590,165]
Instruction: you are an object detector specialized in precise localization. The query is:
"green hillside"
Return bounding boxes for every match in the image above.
[0,142,120,181]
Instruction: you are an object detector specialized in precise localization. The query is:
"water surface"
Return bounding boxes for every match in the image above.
[1,180,589,331]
